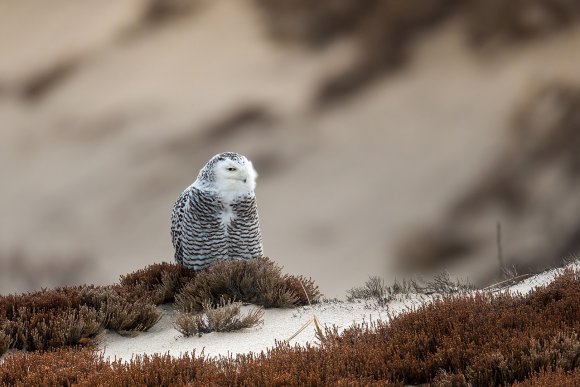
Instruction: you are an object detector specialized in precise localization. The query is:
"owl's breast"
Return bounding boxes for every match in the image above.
[220,204,236,227]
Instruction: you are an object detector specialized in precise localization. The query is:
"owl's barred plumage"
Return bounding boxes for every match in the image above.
[171,152,263,270]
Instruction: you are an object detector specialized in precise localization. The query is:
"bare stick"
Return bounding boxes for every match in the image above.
[286,280,325,342]
[497,222,505,278]
[286,319,313,342]
[299,281,312,306]
[483,273,534,291]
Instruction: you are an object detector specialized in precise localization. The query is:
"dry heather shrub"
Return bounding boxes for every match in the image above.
[80,287,160,332]
[0,348,224,386]
[0,268,576,386]
[431,369,468,387]
[0,348,109,386]
[204,299,261,332]
[282,274,320,304]
[0,286,83,319]
[322,268,580,385]
[175,258,320,313]
[119,262,197,304]
[3,306,104,351]
[0,265,197,353]
[0,284,161,354]
[175,299,264,336]
[86,352,223,386]
[174,312,206,337]
[0,323,12,355]
[0,287,104,352]
[513,368,580,386]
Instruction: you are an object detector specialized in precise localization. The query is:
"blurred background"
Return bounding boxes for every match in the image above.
[1,0,580,296]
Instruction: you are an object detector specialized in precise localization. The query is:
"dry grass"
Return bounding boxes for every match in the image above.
[346,274,471,306]
[174,299,264,337]
[0,266,577,385]
[346,276,420,306]
[420,271,474,294]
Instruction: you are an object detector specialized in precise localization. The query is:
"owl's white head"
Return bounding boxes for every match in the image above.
[193,152,258,199]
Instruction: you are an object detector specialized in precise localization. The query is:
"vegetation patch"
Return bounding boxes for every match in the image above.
[175,258,320,313]
[119,262,197,305]
[512,368,580,386]
[3,306,104,352]
[174,299,264,337]
[346,276,420,306]
[346,273,472,306]
[79,287,161,333]
[0,258,317,356]
[0,327,12,355]
[0,267,577,385]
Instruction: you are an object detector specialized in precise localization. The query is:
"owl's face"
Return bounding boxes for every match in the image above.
[213,156,257,193]
[195,152,258,196]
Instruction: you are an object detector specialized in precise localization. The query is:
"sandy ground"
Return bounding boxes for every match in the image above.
[100,301,403,360]
[99,261,578,361]
[1,0,580,296]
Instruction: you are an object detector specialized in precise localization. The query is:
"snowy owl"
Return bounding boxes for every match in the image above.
[171,152,263,270]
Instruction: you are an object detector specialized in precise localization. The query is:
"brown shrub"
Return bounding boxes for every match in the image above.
[1,306,104,352]
[175,258,320,313]
[0,286,84,320]
[201,299,262,333]
[0,259,316,354]
[0,323,11,355]
[0,348,109,386]
[0,283,162,353]
[321,268,579,385]
[0,348,224,386]
[175,299,264,336]
[119,262,197,305]
[282,274,321,305]
[0,287,107,352]
[431,369,469,387]
[0,268,576,386]
[80,287,160,332]
[513,368,580,386]
[174,312,206,337]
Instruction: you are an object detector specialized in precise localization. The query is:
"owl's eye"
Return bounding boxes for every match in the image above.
[227,167,237,172]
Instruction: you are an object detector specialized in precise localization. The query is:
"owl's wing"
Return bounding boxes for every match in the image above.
[170,189,189,264]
